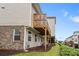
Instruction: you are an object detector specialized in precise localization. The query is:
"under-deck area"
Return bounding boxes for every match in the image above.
[32,13,52,51]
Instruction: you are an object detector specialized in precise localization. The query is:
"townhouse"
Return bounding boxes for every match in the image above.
[65,31,79,48]
[64,36,73,47]
[47,17,56,45]
[0,3,56,51]
[72,31,79,48]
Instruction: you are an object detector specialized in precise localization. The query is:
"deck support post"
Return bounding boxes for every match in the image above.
[50,35,51,44]
[45,28,47,51]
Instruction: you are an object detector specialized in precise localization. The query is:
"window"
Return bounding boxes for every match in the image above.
[14,29,20,40]
[38,36,40,42]
[35,35,37,42]
[28,31,31,41]
[75,39,77,42]
[41,37,43,42]
[74,35,77,37]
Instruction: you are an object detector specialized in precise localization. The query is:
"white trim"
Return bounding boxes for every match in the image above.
[30,3,32,27]
[13,29,21,42]
[13,29,15,42]
[26,26,39,34]
[24,26,26,50]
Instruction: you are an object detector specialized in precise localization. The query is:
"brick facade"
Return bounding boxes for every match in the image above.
[0,26,24,50]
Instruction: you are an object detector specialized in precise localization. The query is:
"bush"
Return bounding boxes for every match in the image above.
[59,44,79,56]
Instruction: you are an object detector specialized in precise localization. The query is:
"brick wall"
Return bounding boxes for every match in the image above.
[0,26,24,50]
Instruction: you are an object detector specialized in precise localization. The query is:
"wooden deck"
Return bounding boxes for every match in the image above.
[32,14,51,35]
[32,13,51,51]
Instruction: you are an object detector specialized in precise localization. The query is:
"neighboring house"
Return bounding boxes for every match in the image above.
[65,36,73,47]
[0,3,56,51]
[72,31,79,48]
[47,17,56,45]
[65,31,79,48]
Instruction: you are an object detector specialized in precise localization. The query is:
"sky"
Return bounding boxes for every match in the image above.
[40,3,79,41]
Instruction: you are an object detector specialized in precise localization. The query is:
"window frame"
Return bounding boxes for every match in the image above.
[13,29,20,42]
[35,34,37,42]
[28,31,32,41]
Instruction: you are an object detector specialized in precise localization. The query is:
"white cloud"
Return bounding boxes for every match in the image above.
[64,11,69,17]
[63,10,69,17]
[70,16,79,23]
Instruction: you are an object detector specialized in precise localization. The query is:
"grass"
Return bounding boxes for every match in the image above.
[16,44,60,56]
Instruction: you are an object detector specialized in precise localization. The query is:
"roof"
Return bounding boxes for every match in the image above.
[47,16,56,19]
[73,31,79,34]
[32,3,42,14]
[26,26,40,34]
[47,16,56,24]
[65,35,73,40]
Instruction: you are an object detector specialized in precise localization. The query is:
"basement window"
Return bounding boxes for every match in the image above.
[13,29,20,41]
[75,39,77,42]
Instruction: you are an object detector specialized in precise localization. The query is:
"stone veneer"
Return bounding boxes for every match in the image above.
[0,26,24,50]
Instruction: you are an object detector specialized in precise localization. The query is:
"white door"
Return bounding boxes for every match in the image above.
[25,31,31,49]
[25,42,30,49]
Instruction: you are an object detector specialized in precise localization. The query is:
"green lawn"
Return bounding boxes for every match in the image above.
[16,44,60,56]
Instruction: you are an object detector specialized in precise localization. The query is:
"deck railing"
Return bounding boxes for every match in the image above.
[32,14,51,35]
[33,14,48,29]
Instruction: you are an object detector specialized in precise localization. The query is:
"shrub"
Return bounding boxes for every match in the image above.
[59,44,79,56]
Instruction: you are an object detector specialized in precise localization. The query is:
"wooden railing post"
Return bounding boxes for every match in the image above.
[45,27,47,51]
[50,35,51,44]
